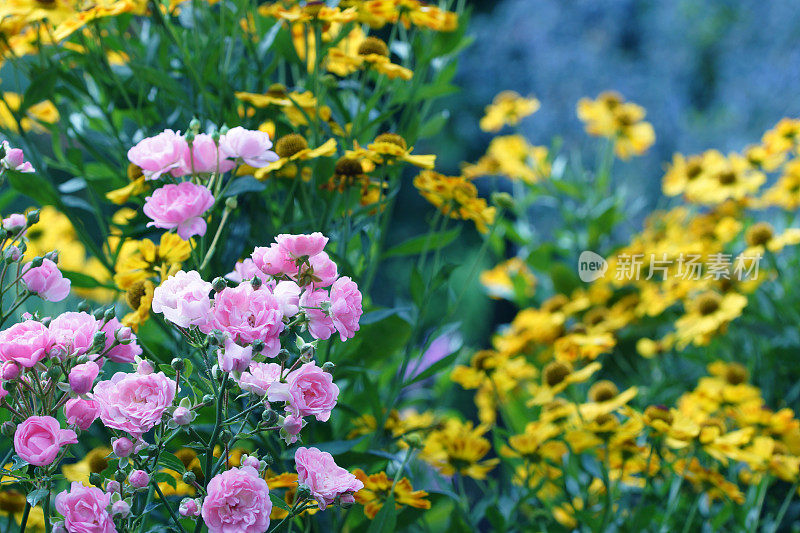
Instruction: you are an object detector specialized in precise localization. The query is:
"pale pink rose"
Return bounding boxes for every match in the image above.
[136,360,154,375]
[330,277,362,341]
[281,415,305,444]
[55,482,114,533]
[22,258,71,302]
[219,127,279,168]
[276,232,328,258]
[241,455,260,470]
[64,398,99,430]
[178,133,235,175]
[0,320,52,368]
[99,318,142,363]
[127,129,187,180]
[299,289,334,340]
[2,213,26,234]
[143,182,215,240]
[268,363,339,422]
[92,371,177,438]
[129,470,149,488]
[202,284,283,356]
[180,498,200,517]
[14,415,78,466]
[306,252,338,287]
[201,466,272,533]
[217,337,253,373]
[1,141,34,173]
[69,361,100,395]
[237,362,282,397]
[152,270,213,328]
[251,244,297,277]
[225,258,268,284]
[112,437,134,458]
[49,312,99,358]
[294,447,363,510]
[273,280,300,317]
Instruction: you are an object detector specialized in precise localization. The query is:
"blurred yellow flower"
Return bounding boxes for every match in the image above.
[479,91,540,133]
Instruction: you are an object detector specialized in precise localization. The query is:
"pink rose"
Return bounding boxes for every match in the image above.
[219,127,279,167]
[273,280,300,317]
[299,289,335,340]
[306,252,338,287]
[69,361,99,395]
[112,437,134,458]
[1,141,34,173]
[251,244,297,277]
[281,415,305,444]
[143,182,215,240]
[64,398,99,430]
[294,447,363,510]
[330,277,362,341]
[136,360,154,375]
[14,416,78,466]
[225,258,268,284]
[55,482,115,533]
[111,500,130,517]
[237,362,282,397]
[202,284,283,356]
[49,312,99,359]
[127,129,187,180]
[0,320,52,368]
[276,232,328,258]
[180,498,201,517]
[1,361,20,380]
[22,258,71,302]
[2,213,26,234]
[129,470,149,488]
[201,466,272,533]
[217,337,253,373]
[172,406,193,426]
[99,317,142,363]
[152,270,213,328]
[178,133,235,175]
[92,371,177,438]
[268,363,339,422]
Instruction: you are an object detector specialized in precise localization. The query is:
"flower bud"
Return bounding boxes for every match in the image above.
[30,256,43,268]
[92,331,107,348]
[3,246,20,263]
[179,498,200,517]
[89,473,103,487]
[137,360,154,375]
[491,191,514,210]
[114,470,127,483]
[44,250,59,264]
[1,421,16,437]
[322,362,335,374]
[250,276,262,290]
[112,437,134,458]
[225,197,238,210]
[251,339,265,354]
[77,300,91,313]
[46,366,62,380]
[129,470,149,488]
[111,500,130,517]
[105,480,121,494]
[172,406,193,426]
[103,307,116,323]
[212,277,227,293]
[171,358,185,372]
[241,455,260,470]
[93,308,105,320]
[262,409,278,426]
[52,522,67,533]
[296,484,312,501]
[182,471,196,485]
[277,349,290,363]
[339,493,355,509]
[26,210,39,225]
[68,361,98,395]
[189,118,201,133]
[1,362,20,380]
[115,326,132,343]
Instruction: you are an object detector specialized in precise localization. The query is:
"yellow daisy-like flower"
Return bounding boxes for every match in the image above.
[577,91,655,159]
[480,257,537,300]
[479,91,540,133]
[758,159,800,210]
[463,135,549,184]
[413,170,496,233]
[761,117,800,155]
[527,361,602,405]
[673,291,748,348]
[419,419,499,479]
[742,222,800,256]
[122,278,154,331]
[352,133,435,169]
[106,164,149,204]
[0,92,59,133]
[352,469,430,519]
[682,151,765,205]
[253,134,337,180]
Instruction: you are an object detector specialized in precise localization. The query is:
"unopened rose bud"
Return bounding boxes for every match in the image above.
[105,480,121,493]
[89,473,103,487]
[277,349,290,363]
[46,366,62,380]
[114,470,127,483]
[179,498,200,517]
[182,471,196,485]
[129,470,149,488]
[250,276,262,290]
[92,308,105,320]
[322,362,335,374]
[112,437,134,458]
[211,130,221,143]
[171,358,185,372]
[3,246,20,263]
[111,500,130,517]
[212,277,227,293]
[339,493,355,509]
[189,118,201,133]
[1,362,20,380]
[77,300,91,313]
[251,339,265,354]
[1,421,16,437]
[296,484,312,501]
[44,250,59,264]
[241,455,260,470]
[30,256,43,268]
[225,197,238,210]
[172,406,193,426]
[136,360,154,375]
[115,326,132,343]
[92,331,107,348]
[103,308,116,323]
[26,210,39,225]
[262,409,278,426]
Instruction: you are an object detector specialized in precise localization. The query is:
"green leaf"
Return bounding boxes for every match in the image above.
[383,228,461,259]
[402,351,458,388]
[367,494,397,533]
[26,488,49,507]
[224,176,266,197]
[158,452,186,474]
[410,266,424,308]
[6,169,60,206]
[61,270,108,289]
[270,493,292,512]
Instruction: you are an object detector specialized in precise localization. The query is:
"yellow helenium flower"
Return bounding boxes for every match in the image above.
[413,170,496,233]
[352,469,430,519]
[0,92,59,133]
[463,135,550,184]
[577,91,655,159]
[673,291,748,348]
[479,91,540,132]
[253,135,337,179]
[758,159,800,210]
[419,419,499,479]
[352,133,435,169]
[480,257,537,300]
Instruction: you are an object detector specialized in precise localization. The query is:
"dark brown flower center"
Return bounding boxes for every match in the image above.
[275,134,309,158]
[544,361,570,387]
[358,37,390,57]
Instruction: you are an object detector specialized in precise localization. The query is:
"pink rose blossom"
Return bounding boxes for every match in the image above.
[152,270,213,328]
[64,398,99,430]
[276,232,328,258]
[127,129,187,180]
[202,284,283,356]
[220,127,279,167]
[136,359,154,375]
[129,470,149,488]
[0,320,52,368]
[237,362,282,397]
[330,276,363,341]
[55,482,115,533]
[306,252,338,287]
[299,289,335,340]
[273,280,301,317]
[99,318,142,363]
[268,363,339,422]
[241,455,260,470]
[225,258,268,284]
[281,415,305,444]
[49,312,99,358]
[14,415,78,466]
[22,258,71,302]
[1,141,34,173]
[294,447,363,510]
[143,182,215,240]
[178,133,235,175]
[2,213,26,234]
[180,498,201,517]
[69,361,99,395]
[112,437,134,458]
[251,244,297,277]
[217,337,253,373]
[1,362,20,380]
[201,466,272,533]
[92,371,177,438]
